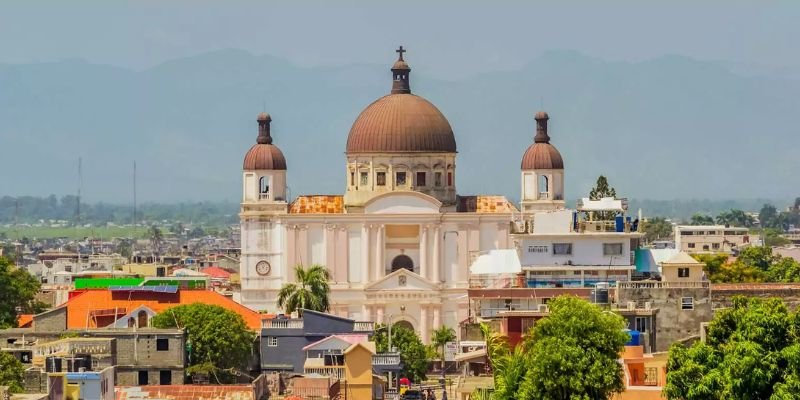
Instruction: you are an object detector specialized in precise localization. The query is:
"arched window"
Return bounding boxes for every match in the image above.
[127,317,135,328]
[259,176,270,200]
[538,175,549,199]
[137,310,148,328]
[393,320,414,332]
[391,255,414,272]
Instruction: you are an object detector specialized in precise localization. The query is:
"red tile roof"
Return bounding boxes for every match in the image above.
[116,385,254,400]
[201,267,232,279]
[17,314,33,328]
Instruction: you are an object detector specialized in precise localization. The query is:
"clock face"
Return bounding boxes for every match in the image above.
[255,261,271,276]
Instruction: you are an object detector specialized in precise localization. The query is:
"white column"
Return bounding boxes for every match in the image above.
[362,304,369,321]
[420,305,429,344]
[432,225,441,283]
[432,305,441,330]
[375,225,385,280]
[420,225,428,279]
[376,306,385,325]
[361,224,371,284]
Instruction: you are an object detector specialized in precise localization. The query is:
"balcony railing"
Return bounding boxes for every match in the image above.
[353,321,374,332]
[262,319,304,329]
[469,275,628,290]
[618,281,710,289]
[372,353,401,366]
[304,366,345,380]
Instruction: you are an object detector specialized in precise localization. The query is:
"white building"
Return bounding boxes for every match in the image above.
[674,225,749,254]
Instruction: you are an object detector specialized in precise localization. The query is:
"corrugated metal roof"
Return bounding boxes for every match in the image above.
[289,195,344,214]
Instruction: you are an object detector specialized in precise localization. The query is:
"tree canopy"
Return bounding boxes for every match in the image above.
[374,323,428,383]
[665,296,800,400]
[588,176,619,220]
[688,214,715,225]
[0,351,24,393]
[0,256,47,329]
[485,296,629,400]
[715,209,755,228]
[150,303,255,382]
[641,217,673,243]
[431,325,457,369]
[277,264,331,315]
[692,247,800,284]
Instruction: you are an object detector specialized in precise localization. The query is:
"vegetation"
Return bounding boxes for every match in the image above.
[483,296,629,400]
[641,217,673,242]
[693,246,800,283]
[277,264,331,315]
[665,297,800,400]
[0,351,24,393]
[715,209,755,228]
[431,325,457,370]
[0,256,47,329]
[759,201,800,231]
[374,323,428,383]
[151,303,255,383]
[688,213,715,225]
[588,175,618,220]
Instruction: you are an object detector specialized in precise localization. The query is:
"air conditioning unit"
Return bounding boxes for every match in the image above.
[627,301,636,311]
[644,302,652,311]
[538,304,549,313]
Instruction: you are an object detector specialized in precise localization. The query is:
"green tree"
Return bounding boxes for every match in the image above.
[764,228,791,247]
[710,261,765,283]
[766,257,800,283]
[0,256,46,329]
[0,351,24,393]
[641,217,673,242]
[688,214,715,225]
[374,323,428,383]
[431,325,457,371]
[665,297,799,400]
[737,246,777,271]
[484,296,629,400]
[716,209,755,228]
[151,303,254,383]
[588,175,618,220]
[759,204,779,229]
[276,264,331,315]
[692,253,728,278]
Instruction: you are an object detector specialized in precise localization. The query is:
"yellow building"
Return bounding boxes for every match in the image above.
[343,341,385,400]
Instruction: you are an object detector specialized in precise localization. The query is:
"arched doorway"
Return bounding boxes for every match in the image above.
[391,255,414,272]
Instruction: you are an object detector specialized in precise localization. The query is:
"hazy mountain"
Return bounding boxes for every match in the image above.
[1,49,798,204]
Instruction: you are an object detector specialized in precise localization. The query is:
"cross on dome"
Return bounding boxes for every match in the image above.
[396,45,406,61]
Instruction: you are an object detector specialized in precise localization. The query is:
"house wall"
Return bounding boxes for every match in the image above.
[33,307,67,332]
[617,287,711,352]
[261,312,357,372]
[344,346,374,400]
[520,237,633,266]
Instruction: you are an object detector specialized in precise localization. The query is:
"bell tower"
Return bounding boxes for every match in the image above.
[520,111,566,213]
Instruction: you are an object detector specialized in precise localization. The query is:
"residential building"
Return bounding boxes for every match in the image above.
[611,342,667,400]
[674,225,749,254]
[617,252,712,351]
[46,367,115,400]
[260,310,374,373]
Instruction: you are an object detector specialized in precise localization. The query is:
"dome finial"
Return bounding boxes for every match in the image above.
[391,46,411,94]
[534,111,550,143]
[257,112,273,144]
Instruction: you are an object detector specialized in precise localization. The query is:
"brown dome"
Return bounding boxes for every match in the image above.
[346,93,456,153]
[521,143,563,170]
[243,112,287,170]
[521,110,563,169]
[243,144,286,170]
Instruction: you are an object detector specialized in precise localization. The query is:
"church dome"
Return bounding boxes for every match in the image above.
[345,47,457,154]
[243,113,287,170]
[521,111,564,170]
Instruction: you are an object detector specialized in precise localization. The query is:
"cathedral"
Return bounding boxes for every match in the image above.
[239,47,566,343]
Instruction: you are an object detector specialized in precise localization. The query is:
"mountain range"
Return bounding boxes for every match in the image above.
[1,49,797,204]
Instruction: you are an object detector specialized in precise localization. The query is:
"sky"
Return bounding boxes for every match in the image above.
[2,1,800,79]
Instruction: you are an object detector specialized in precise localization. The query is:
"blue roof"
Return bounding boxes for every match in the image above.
[66,372,102,380]
[109,285,178,293]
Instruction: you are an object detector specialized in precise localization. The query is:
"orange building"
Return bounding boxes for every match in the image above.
[611,344,668,400]
[33,287,264,331]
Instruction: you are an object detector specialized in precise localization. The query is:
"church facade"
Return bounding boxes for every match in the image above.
[239,48,565,343]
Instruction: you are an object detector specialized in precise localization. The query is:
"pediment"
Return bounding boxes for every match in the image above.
[364,192,442,214]
[365,268,438,291]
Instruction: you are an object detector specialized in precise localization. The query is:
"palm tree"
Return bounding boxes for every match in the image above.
[277,264,331,315]
[149,225,163,257]
[431,325,457,371]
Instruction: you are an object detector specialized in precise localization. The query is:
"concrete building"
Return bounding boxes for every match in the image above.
[674,225,749,254]
[616,252,711,351]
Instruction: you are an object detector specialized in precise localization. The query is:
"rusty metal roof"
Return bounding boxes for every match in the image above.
[289,195,344,214]
[457,196,518,213]
[521,142,564,170]
[116,385,254,400]
[346,93,456,154]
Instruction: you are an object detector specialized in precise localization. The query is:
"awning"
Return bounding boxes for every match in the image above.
[469,249,521,275]
[454,348,487,362]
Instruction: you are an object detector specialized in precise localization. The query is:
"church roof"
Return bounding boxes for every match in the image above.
[289,195,344,214]
[346,47,457,154]
[521,111,564,170]
[456,195,518,213]
[243,113,287,170]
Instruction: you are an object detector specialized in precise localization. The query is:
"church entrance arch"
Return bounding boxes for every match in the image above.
[391,255,414,272]
[392,320,414,332]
